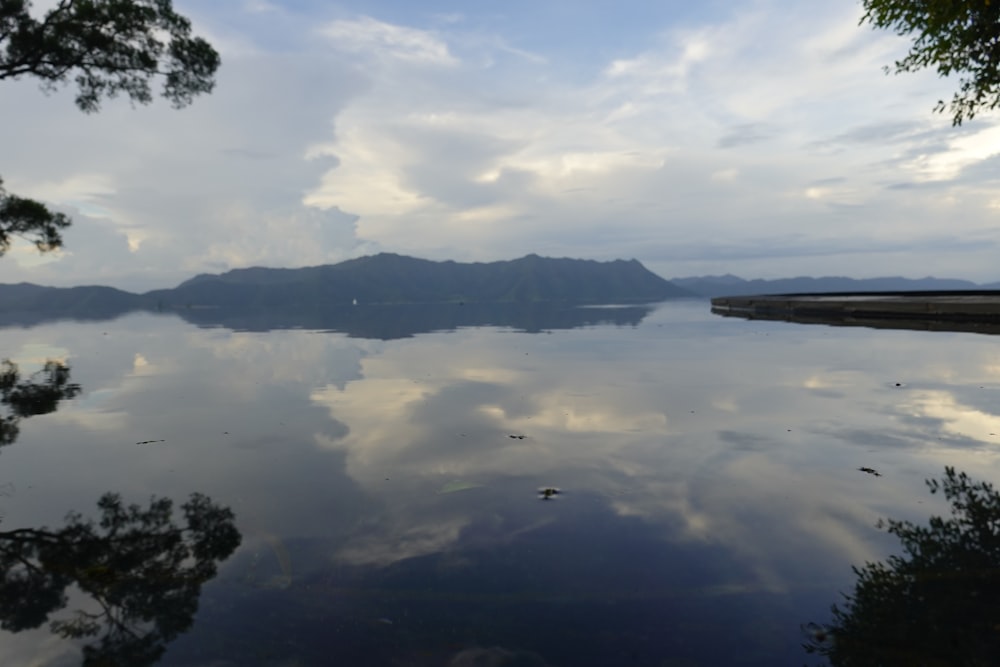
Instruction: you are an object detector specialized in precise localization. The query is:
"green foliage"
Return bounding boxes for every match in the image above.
[0,178,71,254]
[0,0,220,112]
[805,467,1000,665]
[0,358,80,447]
[0,491,241,665]
[861,0,1000,125]
[0,0,219,256]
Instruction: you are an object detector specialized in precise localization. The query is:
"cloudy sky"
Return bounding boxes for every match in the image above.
[2,0,999,290]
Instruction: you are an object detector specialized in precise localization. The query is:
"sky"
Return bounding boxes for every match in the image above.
[2,0,1000,291]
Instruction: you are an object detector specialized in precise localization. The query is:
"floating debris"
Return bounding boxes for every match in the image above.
[858,466,882,477]
[508,434,526,439]
[802,622,834,650]
[538,487,561,500]
[135,439,165,445]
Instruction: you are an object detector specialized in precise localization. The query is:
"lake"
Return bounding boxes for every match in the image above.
[1,299,997,666]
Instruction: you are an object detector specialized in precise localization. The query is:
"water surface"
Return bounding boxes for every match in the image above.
[2,300,998,665]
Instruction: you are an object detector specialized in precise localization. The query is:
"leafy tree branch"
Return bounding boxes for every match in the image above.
[862,0,1000,125]
[0,0,219,111]
[0,0,219,256]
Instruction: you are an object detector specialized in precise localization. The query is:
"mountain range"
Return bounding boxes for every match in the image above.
[0,254,691,321]
[152,253,691,305]
[3,255,1000,324]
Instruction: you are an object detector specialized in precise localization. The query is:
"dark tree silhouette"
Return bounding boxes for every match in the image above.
[0,358,81,447]
[0,491,241,666]
[0,0,220,255]
[0,178,70,255]
[805,466,1000,666]
[861,0,1000,125]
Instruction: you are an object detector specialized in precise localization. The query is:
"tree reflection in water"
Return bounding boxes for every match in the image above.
[805,467,1000,666]
[0,356,241,664]
[0,492,241,666]
[0,359,81,447]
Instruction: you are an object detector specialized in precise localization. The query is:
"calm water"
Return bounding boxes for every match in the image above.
[2,300,999,666]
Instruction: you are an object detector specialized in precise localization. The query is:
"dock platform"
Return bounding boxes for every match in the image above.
[710,292,1000,335]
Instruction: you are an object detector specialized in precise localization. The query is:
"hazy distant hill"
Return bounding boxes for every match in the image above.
[0,283,148,315]
[673,275,983,298]
[151,253,693,306]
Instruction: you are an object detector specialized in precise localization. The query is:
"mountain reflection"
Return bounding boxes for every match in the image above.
[0,359,80,447]
[805,467,1000,666]
[0,302,656,339]
[0,492,241,666]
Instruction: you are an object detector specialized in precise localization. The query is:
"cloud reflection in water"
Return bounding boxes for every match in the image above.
[2,303,1000,664]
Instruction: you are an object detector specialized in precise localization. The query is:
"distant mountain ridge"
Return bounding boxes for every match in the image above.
[155,253,693,305]
[0,283,146,314]
[672,275,995,298]
[0,253,693,318]
[5,256,1000,322]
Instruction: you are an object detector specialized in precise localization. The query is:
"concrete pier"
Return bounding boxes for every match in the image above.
[710,292,1000,335]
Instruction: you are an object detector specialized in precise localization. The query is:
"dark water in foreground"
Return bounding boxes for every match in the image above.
[1,300,998,666]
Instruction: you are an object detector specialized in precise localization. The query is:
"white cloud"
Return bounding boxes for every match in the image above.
[4,0,1000,287]
[321,17,458,66]
[243,0,279,12]
[296,1,1000,280]
[0,32,374,289]
[907,123,1000,182]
